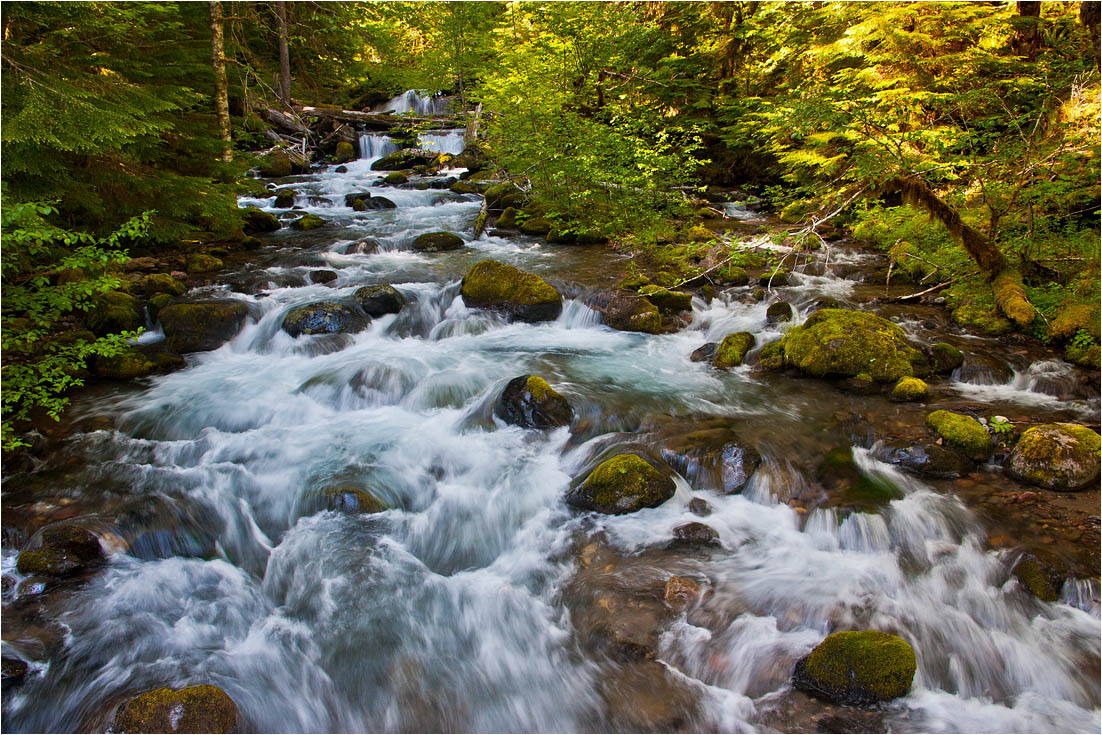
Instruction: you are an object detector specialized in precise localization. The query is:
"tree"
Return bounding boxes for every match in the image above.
[210,0,232,163]
[275,1,292,107]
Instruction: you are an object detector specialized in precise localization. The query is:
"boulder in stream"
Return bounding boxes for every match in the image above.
[929,342,964,373]
[713,332,756,369]
[242,207,281,234]
[273,189,295,208]
[890,377,929,401]
[258,149,294,177]
[566,453,676,514]
[1004,423,1100,491]
[186,253,224,274]
[875,442,972,479]
[352,284,405,317]
[779,309,929,382]
[689,343,718,363]
[494,375,573,429]
[335,140,355,163]
[371,149,438,171]
[792,631,917,707]
[113,685,238,734]
[670,521,720,547]
[87,291,142,336]
[159,300,249,353]
[460,260,562,322]
[16,524,106,577]
[658,427,760,494]
[638,285,692,315]
[412,231,465,252]
[585,290,663,334]
[282,301,369,337]
[766,301,794,323]
[518,217,554,236]
[925,410,992,461]
[290,213,327,231]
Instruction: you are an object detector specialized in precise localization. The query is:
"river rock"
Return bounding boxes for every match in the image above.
[352,284,405,317]
[956,353,1013,385]
[186,253,223,274]
[792,631,917,707]
[282,301,369,337]
[159,301,250,353]
[460,260,562,322]
[778,309,929,382]
[713,332,755,368]
[495,375,573,429]
[925,410,992,461]
[412,231,465,252]
[1004,423,1100,490]
[929,342,964,373]
[87,291,142,336]
[484,182,526,211]
[1,656,29,686]
[875,442,972,479]
[371,149,437,171]
[670,522,719,546]
[585,290,663,334]
[336,140,355,163]
[688,497,712,516]
[345,192,396,210]
[140,273,186,298]
[638,285,692,315]
[273,189,295,208]
[16,524,106,577]
[291,213,327,230]
[890,377,929,401]
[566,454,676,514]
[113,685,238,734]
[658,428,760,494]
[347,238,383,254]
[242,207,281,234]
[766,301,794,323]
[518,217,554,236]
[1011,553,1064,601]
[690,343,718,362]
[259,149,293,177]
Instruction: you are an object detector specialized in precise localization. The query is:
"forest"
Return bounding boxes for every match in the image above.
[2,2,1100,734]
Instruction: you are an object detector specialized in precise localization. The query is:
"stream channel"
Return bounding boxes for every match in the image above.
[2,128,1100,733]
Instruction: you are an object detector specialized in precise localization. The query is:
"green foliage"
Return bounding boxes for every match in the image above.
[1,202,146,450]
[989,416,1014,435]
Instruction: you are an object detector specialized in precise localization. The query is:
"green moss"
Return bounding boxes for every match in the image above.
[141,273,185,297]
[336,141,356,163]
[525,375,560,403]
[930,342,964,372]
[952,304,1013,336]
[618,274,651,291]
[992,271,1036,328]
[569,454,676,514]
[273,190,295,208]
[715,264,749,286]
[638,285,692,314]
[890,377,929,402]
[685,225,713,242]
[114,685,237,734]
[925,410,992,461]
[186,253,223,274]
[87,291,142,336]
[759,269,789,287]
[1006,423,1101,490]
[497,207,518,229]
[804,631,916,703]
[653,271,680,288]
[1050,303,1100,342]
[519,217,554,236]
[291,213,326,231]
[383,171,409,185]
[96,348,156,379]
[758,339,786,370]
[242,207,280,234]
[259,149,293,177]
[460,260,562,322]
[1065,342,1101,369]
[713,332,756,369]
[1012,555,1061,602]
[147,293,174,321]
[783,309,929,382]
[450,181,482,195]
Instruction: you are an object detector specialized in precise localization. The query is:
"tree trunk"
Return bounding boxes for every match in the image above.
[276,1,292,109]
[1081,1,1101,63]
[1012,1,1043,61]
[209,1,232,163]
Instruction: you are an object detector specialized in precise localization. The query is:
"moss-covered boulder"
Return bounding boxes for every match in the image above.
[282,301,369,337]
[1004,423,1100,491]
[141,273,186,298]
[383,171,409,185]
[242,207,281,234]
[951,305,1013,336]
[87,291,142,336]
[483,182,525,211]
[617,274,651,292]
[518,217,554,236]
[113,685,238,734]
[566,454,676,514]
[352,284,405,317]
[890,377,929,402]
[370,149,436,171]
[713,332,756,369]
[16,524,106,577]
[715,264,749,286]
[159,301,250,354]
[273,189,295,208]
[639,285,692,315]
[147,293,175,321]
[1050,303,1101,342]
[685,225,712,243]
[929,342,964,373]
[1066,341,1101,369]
[186,253,223,275]
[460,260,562,323]
[925,410,992,461]
[793,631,916,707]
[760,269,789,287]
[1011,554,1063,602]
[766,301,794,323]
[781,309,929,382]
[412,231,465,252]
[496,207,518,229]
[290,213,326,231]
[758,340,786,371]
[450,180,481,195]
[494,375,574,429]
[94,347,157,380]
[259,149,293,177]
[586,291,664,334]
[335,140,356,163]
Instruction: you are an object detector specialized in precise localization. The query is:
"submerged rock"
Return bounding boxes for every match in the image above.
[412,231,464,252]
[875,442,972,479]
[925,410,992,461]
[793,631,917,707]
[113,685,238,734]
[351,284,405,317]
[1004,423,1100,491]
[780,309,929,382]
[282,301,369,337]
[689,343,718,363]
[713,332,756,369]
[566,454,676,514]
[16,524,106,577]
[494,375,573,429]
[159,301,249,353]
[317,487,388,515]
[460,260,562,322]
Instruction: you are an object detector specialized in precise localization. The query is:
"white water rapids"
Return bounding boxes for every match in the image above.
[2,132,1098,733]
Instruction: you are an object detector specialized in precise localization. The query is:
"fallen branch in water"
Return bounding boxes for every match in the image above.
[892,271,980,302]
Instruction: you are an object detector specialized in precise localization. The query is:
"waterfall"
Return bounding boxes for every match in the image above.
[416,130,465,156]
[357,133,400,161]
[373,89,453,116]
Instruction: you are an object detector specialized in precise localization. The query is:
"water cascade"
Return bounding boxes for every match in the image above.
[373,89,453,116]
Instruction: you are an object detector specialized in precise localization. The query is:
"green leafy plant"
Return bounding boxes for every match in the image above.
[988,416,1014,435]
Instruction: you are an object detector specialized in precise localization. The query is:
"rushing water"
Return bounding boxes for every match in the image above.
[2,131,1099,733]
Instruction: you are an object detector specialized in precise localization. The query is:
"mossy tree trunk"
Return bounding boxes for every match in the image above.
[276,1,292,109]
[209,1,232,163]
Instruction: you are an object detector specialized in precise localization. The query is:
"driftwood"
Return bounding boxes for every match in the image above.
[891,271,981,302]
[260,107,308,135]
[296,107,463,131]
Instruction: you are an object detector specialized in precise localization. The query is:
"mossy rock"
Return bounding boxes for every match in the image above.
[1065,342,1101,369]
[335,140,356,163]
[370,149,435,171]
[140,273,185,298]
[450,181,482,195]
[1004,423,1100,491]
[518,217,554,236]
[1011,554,1063,602]
[186,253,224,274]
[715,264,749,286]
[460,260,562,323]
[114,685,238,734]
[242,207,280,234]
[890,377,929,402]
[685,225,712,243]
[351,284,405,317]
[147,293,175,321]
[585,291,664,334]
[653,271,680,288]
[282,301,369,337]
[929,342,964,373]
[758,340,786,371]
[766,301,794,323]
[951,304,1013,336]
[793,631,916,707]
[566,454,676,514]
[494,375,574,429]
[412,231,464,252]
[273,190,295,208]
[547,228,579,244]
[783,309,929,382]
[17,524,105,577]
[925,410,992,461]
[484,182,522,210]
[713,332,756,369]
[258,149,293,178]
[383,171,409,185]
[496,207,518,229]
[94,348,156,380]
[159,301,250,354]
[638,285,692,315]
[1050,303,1101,342]
[759,269,789,287]
[87,291,142,336]
[617,274,651,292]
[291,213,327,231]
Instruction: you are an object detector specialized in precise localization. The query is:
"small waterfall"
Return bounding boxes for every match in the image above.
[358,133,400,161]
[417,130,465,156]
[374,90,453,116]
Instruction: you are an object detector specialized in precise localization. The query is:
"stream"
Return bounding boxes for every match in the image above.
[2,129,1099,733]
